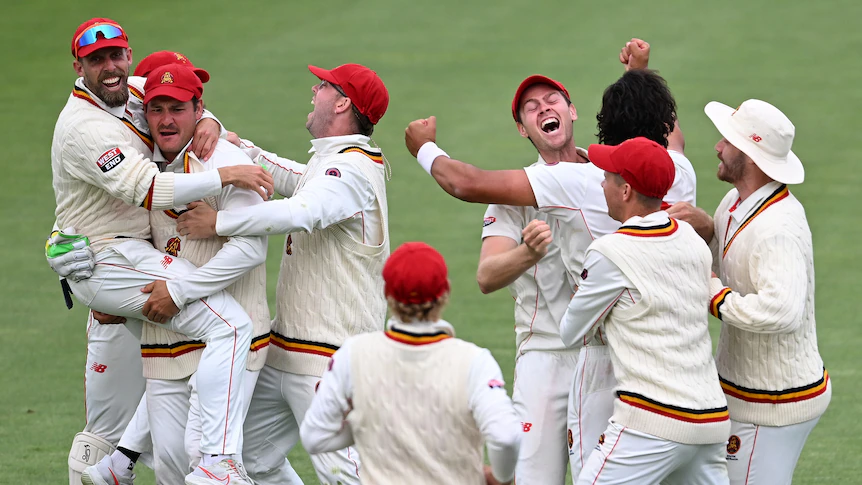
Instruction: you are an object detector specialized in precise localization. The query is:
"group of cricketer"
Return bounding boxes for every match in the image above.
[47,15,829,485]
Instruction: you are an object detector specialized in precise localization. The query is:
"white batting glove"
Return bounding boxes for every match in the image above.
[46,228,95,282]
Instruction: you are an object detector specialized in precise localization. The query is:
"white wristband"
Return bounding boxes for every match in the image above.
[416,142,449,175]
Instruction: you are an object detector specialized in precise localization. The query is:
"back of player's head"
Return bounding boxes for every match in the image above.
[596,69,676,148]
[383,242,450,323]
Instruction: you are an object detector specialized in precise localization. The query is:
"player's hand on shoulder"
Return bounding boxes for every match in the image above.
[405,116,437,157]
[621,38,650,71]
[45,228,95,282]
[217,164,274,201]
[522,219,552,260]
[190,118,221,161]
[666,202,714,242]
[225,131,242,147]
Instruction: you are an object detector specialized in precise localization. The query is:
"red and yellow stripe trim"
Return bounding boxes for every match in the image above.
[339,146,384,164]
[161,154,193,216]
[720,369,829,404]
[129,85,144,101]
[723,185,789,258]
[616,219,679,238]
[250,332,271,352]
[618,391,729,424]
[385,328,452,346]
[710,287,732,319]
[72,86,154,151]
[141,340,205,358]
[271,332,338,358]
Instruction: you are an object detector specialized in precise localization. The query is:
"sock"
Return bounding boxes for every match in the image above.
[110,448,137,476]
[201,454,231,466]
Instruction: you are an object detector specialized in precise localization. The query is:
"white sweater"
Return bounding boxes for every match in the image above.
[709,182,830,426]
[565,214,730,444]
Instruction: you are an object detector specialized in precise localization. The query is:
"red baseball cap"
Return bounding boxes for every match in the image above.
[135,51,210,83]
[511,74,570,122]
[308,64,389,125]
[588,137,676,199]
[383,242,450,305]
[143,64,203,105]
[71,18,129,59]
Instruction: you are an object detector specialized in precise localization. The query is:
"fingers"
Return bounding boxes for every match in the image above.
[427,116,437,132]
[226,131,241,147]
[665,201,691,217]
[200,136,216,161]
[141,282,155,294]
[186,201,203,210]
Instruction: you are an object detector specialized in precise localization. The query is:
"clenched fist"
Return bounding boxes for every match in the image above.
[405,116,437,157]
[522,219,553,260]
[620,38,650,71]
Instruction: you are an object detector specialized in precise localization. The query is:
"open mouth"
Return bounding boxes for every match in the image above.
[101,76,121,88]
[541,117,561,134]
[159,128,178,138]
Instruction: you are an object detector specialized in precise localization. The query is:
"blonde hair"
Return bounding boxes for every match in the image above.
[387,292,450,323]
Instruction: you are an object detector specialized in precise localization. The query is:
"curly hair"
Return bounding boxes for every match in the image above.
[387,293,450,323]
[596,69,676,148]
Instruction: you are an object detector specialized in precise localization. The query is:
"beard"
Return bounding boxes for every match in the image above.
[86,71,129,108]
[717,152,746,183]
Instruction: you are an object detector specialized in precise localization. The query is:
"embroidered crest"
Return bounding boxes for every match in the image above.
[726,435,741,455]
[285,234,293,255]
[325,167,341,178]
[580,268,588,281]
[483,216,496,227]
[175,52,187,62]
[567,429,574,449]
[165,236,181,256]
[161,71,174,84]
[598,433,605,445]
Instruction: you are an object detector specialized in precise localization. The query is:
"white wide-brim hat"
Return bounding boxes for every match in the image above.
[704,99,804,184]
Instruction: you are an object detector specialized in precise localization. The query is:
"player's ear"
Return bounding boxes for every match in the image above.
[568,103,578,122]
[516,122,529,139]
[126,47,133,66]
[335,96,352,115]
[195,98,204,120]
[73,59,84,77]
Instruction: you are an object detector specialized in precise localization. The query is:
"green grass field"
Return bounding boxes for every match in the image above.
[1,0,860,483]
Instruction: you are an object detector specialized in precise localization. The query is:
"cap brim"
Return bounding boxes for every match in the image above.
[144,86,195,105]
[587,144,620,174]
[77,39,129,58]
[308,65,339,85]
[512,74,569,122]
[704,101,805,184]
[192,67,210,84]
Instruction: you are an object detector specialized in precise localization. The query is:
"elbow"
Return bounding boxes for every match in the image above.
[476,270,496,295]
[771,308,805,334]
[298,423,324,455]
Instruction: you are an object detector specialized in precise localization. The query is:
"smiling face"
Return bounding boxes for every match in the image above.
[145,96,203,161]
[715,137,749,183]
[74,46,132,108]
[516,83,577,153]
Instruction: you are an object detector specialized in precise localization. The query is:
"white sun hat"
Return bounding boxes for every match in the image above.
[704,99,804,184]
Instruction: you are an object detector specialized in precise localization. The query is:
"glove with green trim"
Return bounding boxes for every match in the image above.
[46,228,95,282]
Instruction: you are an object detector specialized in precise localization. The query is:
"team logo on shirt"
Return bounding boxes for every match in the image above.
[567,429,574,449]
[96,148,125,173]
[161,71,174,84]
[165,236,181,257]
[726,435,741,455]
[598,433,605,445]
[483,216,496,227]
[580,268,588,280]
[325,167,341,178]
[285,234,293,255]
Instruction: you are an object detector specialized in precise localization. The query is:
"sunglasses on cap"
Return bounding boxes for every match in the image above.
[74,23,126,58]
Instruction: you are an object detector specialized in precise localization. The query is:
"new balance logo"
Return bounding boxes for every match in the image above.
[161,255,173,269]
[522,422,533,432]
[90,363,107,373]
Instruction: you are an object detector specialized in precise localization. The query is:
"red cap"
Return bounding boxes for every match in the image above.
[383,242,450,305]
[71,18,129,59]
[511,74,570,122]
[308,64,389,125]
[134,51,210,83]
[588,137,676,199]
[143,64,203,105]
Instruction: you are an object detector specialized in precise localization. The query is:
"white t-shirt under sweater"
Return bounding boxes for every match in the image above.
[216,135,388,377]
[141,141,271,379]
[524,147,698,285]
[482,156,575,354]
[51,77,224,253]
[708,181,830,427]
[562,212,730,445]
[300,318,522,485]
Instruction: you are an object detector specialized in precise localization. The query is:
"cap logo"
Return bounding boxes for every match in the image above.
[175,53,187,61]
[161,72,174,84]
[749,134,762,143]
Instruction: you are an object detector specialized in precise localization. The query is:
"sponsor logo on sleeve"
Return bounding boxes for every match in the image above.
[325,167,341,178]
[483,216,496,227]
[96,148,125,173]
[488,379,505,389]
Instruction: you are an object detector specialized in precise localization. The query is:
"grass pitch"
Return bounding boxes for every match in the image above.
[1,0,859,483]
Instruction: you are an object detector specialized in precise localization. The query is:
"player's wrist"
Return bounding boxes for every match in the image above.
[416,142,448,175]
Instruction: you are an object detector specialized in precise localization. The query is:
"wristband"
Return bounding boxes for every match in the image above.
[416,142,449,175]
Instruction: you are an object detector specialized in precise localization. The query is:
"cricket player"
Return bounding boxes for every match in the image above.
[561,137,730,484]
[50,18,272,485]
[176,63,390,484]
[669,99,831,484]
[409,38,697,481]
[301,241,522,485]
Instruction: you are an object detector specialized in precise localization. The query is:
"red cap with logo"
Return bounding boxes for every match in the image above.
[135,51,210,83]
[383,242,450,305]
[512,74,570,122]
[71,18,129,59]
[143,64,203,105]
[308,64,389,125]
[588,137,676,199]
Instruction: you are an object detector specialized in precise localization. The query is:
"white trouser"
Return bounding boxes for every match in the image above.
[577,422,729,485]
[117,393,154,467]
[81,311,146,446]
[146,376,196,484]
[511,350,577,485]
[725,417,820,485]
[244,364,361,485]
[568,345,617,479]
[69,240,251,455]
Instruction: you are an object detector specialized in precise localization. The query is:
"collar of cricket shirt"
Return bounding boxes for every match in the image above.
[74,77,128,119]
[308,134,371,155]
[385,317,456,346]
[729,180,784,224]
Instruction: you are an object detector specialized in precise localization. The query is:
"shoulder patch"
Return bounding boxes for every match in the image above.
[483,216,496,227]
[338,146,384,164]
[97,148,125,173]
[325,167,341,178]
